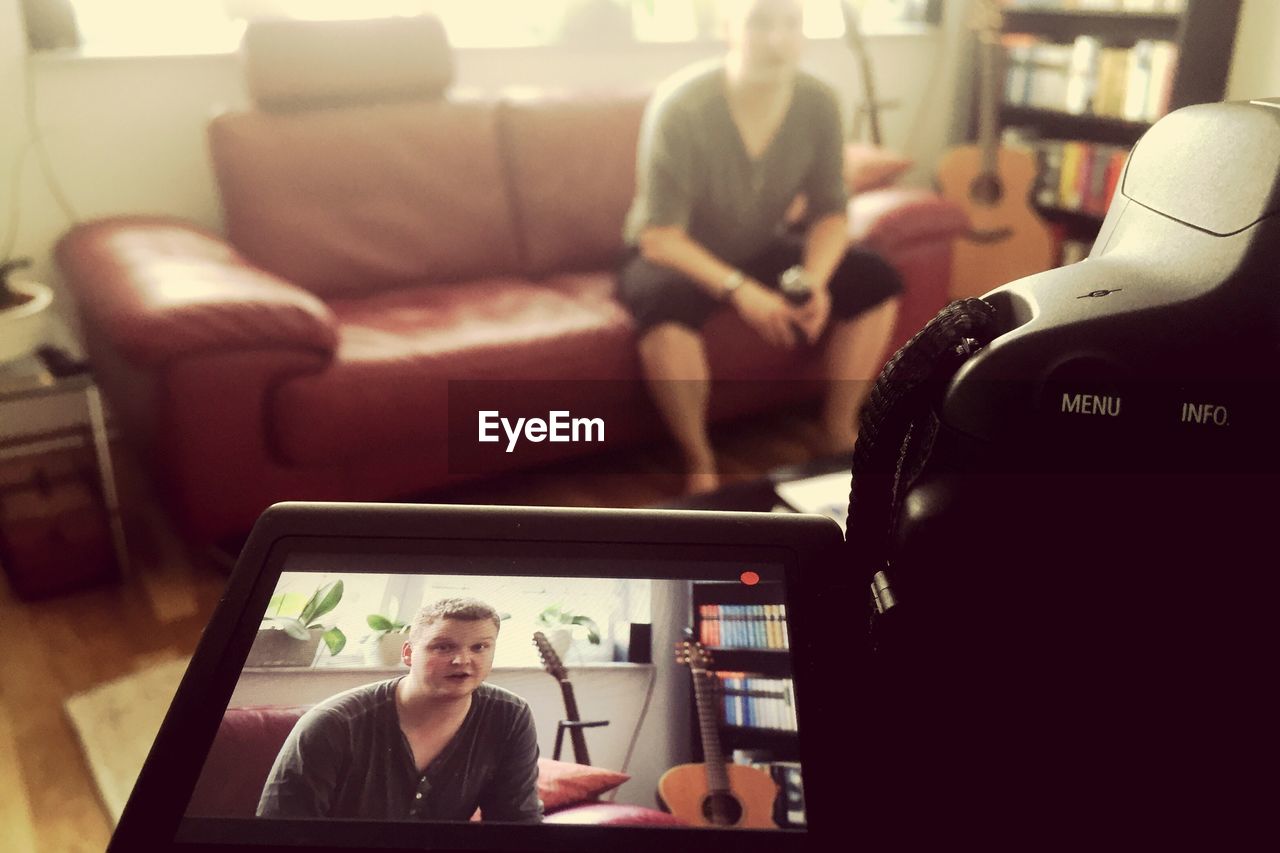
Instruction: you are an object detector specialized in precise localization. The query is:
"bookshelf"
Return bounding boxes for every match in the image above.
[688,580,803,825]
[977,0,1242,258]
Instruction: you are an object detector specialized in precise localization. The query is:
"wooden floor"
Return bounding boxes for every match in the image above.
[0,407,833,853]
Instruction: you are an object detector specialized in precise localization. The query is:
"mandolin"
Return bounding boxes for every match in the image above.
[657,641,777,828]
[936,0,1055,299]
[533,631,594,765]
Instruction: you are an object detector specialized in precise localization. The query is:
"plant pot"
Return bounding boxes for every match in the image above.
[364,633,409,668]
[547,628,574,661]
[0,279,53,364]
[244,627,323,667]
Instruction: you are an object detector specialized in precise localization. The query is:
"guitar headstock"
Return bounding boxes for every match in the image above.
[675,639,713,674]
[533,631,569,680]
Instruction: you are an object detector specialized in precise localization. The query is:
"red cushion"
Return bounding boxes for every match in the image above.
[844,143,914,194]
[536,758,630,810]
[545,802,687,826]
[186,706,308,818]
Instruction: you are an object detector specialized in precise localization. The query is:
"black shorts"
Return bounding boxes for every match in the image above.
[616,239,903,334]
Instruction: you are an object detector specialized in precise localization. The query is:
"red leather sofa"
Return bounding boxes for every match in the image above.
[55,17,968,542]
[188,705,682,825]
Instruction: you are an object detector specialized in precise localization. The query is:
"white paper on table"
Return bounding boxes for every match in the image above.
[774,470,852,532]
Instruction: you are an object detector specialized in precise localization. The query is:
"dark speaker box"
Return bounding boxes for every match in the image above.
[627,622,652,664]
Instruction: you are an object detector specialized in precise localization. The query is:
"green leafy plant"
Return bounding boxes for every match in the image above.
[263,579,346,655]
[366,613,410,640]
[536,604,601,645]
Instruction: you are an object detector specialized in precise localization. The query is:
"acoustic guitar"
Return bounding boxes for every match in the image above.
[533,631,599,765]
[657,641,777,828]
[936,0,1055,300]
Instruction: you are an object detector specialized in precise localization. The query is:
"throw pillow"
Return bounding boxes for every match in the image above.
[844,143,914,195]
[536,758,630,810]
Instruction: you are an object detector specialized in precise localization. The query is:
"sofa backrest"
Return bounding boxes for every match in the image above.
[210,101,525,298]
[186,705,306,818]
[498,94,647,277]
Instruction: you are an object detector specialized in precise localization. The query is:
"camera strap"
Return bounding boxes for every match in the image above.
[845,298,999,627]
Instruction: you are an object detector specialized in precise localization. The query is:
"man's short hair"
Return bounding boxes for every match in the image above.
[409,597,502,643]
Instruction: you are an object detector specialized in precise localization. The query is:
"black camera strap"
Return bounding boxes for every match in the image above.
[844,298,999,629]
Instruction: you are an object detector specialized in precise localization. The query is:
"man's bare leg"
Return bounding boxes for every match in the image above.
[638,323,720,493]
[822,297,900,453]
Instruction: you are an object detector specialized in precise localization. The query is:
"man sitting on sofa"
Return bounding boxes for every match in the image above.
[618,0,902,492]
[257,598,542,823]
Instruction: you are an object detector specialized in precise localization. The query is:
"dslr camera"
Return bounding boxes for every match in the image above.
[850,97,1280,832]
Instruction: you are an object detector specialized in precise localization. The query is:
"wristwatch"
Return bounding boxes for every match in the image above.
[721,269,746,302]
[779,265,813,306]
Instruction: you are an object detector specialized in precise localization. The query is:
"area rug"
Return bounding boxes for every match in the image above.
[64,655,191,824]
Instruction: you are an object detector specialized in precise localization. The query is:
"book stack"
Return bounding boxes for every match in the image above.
[732,751,806,827]
[1004,35,1178,122]
[1028,139,1129,215]
[714,672,798,731]
[698,604,789,649]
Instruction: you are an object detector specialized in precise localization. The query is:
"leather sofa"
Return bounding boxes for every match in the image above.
[188,705,683,825]
[55,17,969,543]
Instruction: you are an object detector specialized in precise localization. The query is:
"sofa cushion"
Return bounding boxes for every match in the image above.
[270,274,639,467]
[243,16,454,112]
[533,758,630,810]
[498,94,647,277]
[186,705,309,818]
[210,101,522,298]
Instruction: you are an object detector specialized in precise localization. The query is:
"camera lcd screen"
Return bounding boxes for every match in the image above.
[172,541,812,849]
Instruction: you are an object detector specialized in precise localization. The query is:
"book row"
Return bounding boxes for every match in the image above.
[713,672,798,732]
[731,752,806,828]
[697,603,789,650]
[1027,138,1129,217]
[1003,36,1179,123]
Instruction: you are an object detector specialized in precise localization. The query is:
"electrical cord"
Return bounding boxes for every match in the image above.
[1,138,33,263]
[603,662,659,802]
[23,50,82,229]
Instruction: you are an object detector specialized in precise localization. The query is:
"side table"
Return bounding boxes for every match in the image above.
[0,346,129,577]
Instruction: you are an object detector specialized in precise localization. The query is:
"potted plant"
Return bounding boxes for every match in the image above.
[364,612,410,667]
[0,258,55,364]
[247,580,347,666]
[536,604,601,661]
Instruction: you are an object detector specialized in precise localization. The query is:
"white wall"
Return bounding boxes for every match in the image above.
[1227,0,1280,102]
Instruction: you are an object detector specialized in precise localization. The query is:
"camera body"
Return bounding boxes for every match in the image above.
[861,99,1280,829]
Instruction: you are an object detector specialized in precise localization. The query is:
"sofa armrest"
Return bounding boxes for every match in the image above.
[848,187,970,256]
[56,217,339,368]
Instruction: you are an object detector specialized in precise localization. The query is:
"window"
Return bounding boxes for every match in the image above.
[269,571,652,669]
[43,0,940,56]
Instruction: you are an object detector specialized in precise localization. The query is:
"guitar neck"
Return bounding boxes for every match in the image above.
[691,671,731,793]
[842,0,883,146]
[978,32,1002,175]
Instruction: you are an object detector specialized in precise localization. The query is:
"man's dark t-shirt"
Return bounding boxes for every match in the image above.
[256,678,543,822]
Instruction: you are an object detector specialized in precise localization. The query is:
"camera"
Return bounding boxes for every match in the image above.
[849,98,1280,831]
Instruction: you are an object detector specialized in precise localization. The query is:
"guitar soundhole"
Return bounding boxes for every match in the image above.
[701,792,743,826]
[970,173,1004,206]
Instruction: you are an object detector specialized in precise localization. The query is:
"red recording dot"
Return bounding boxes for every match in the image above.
[740,571,760,586]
